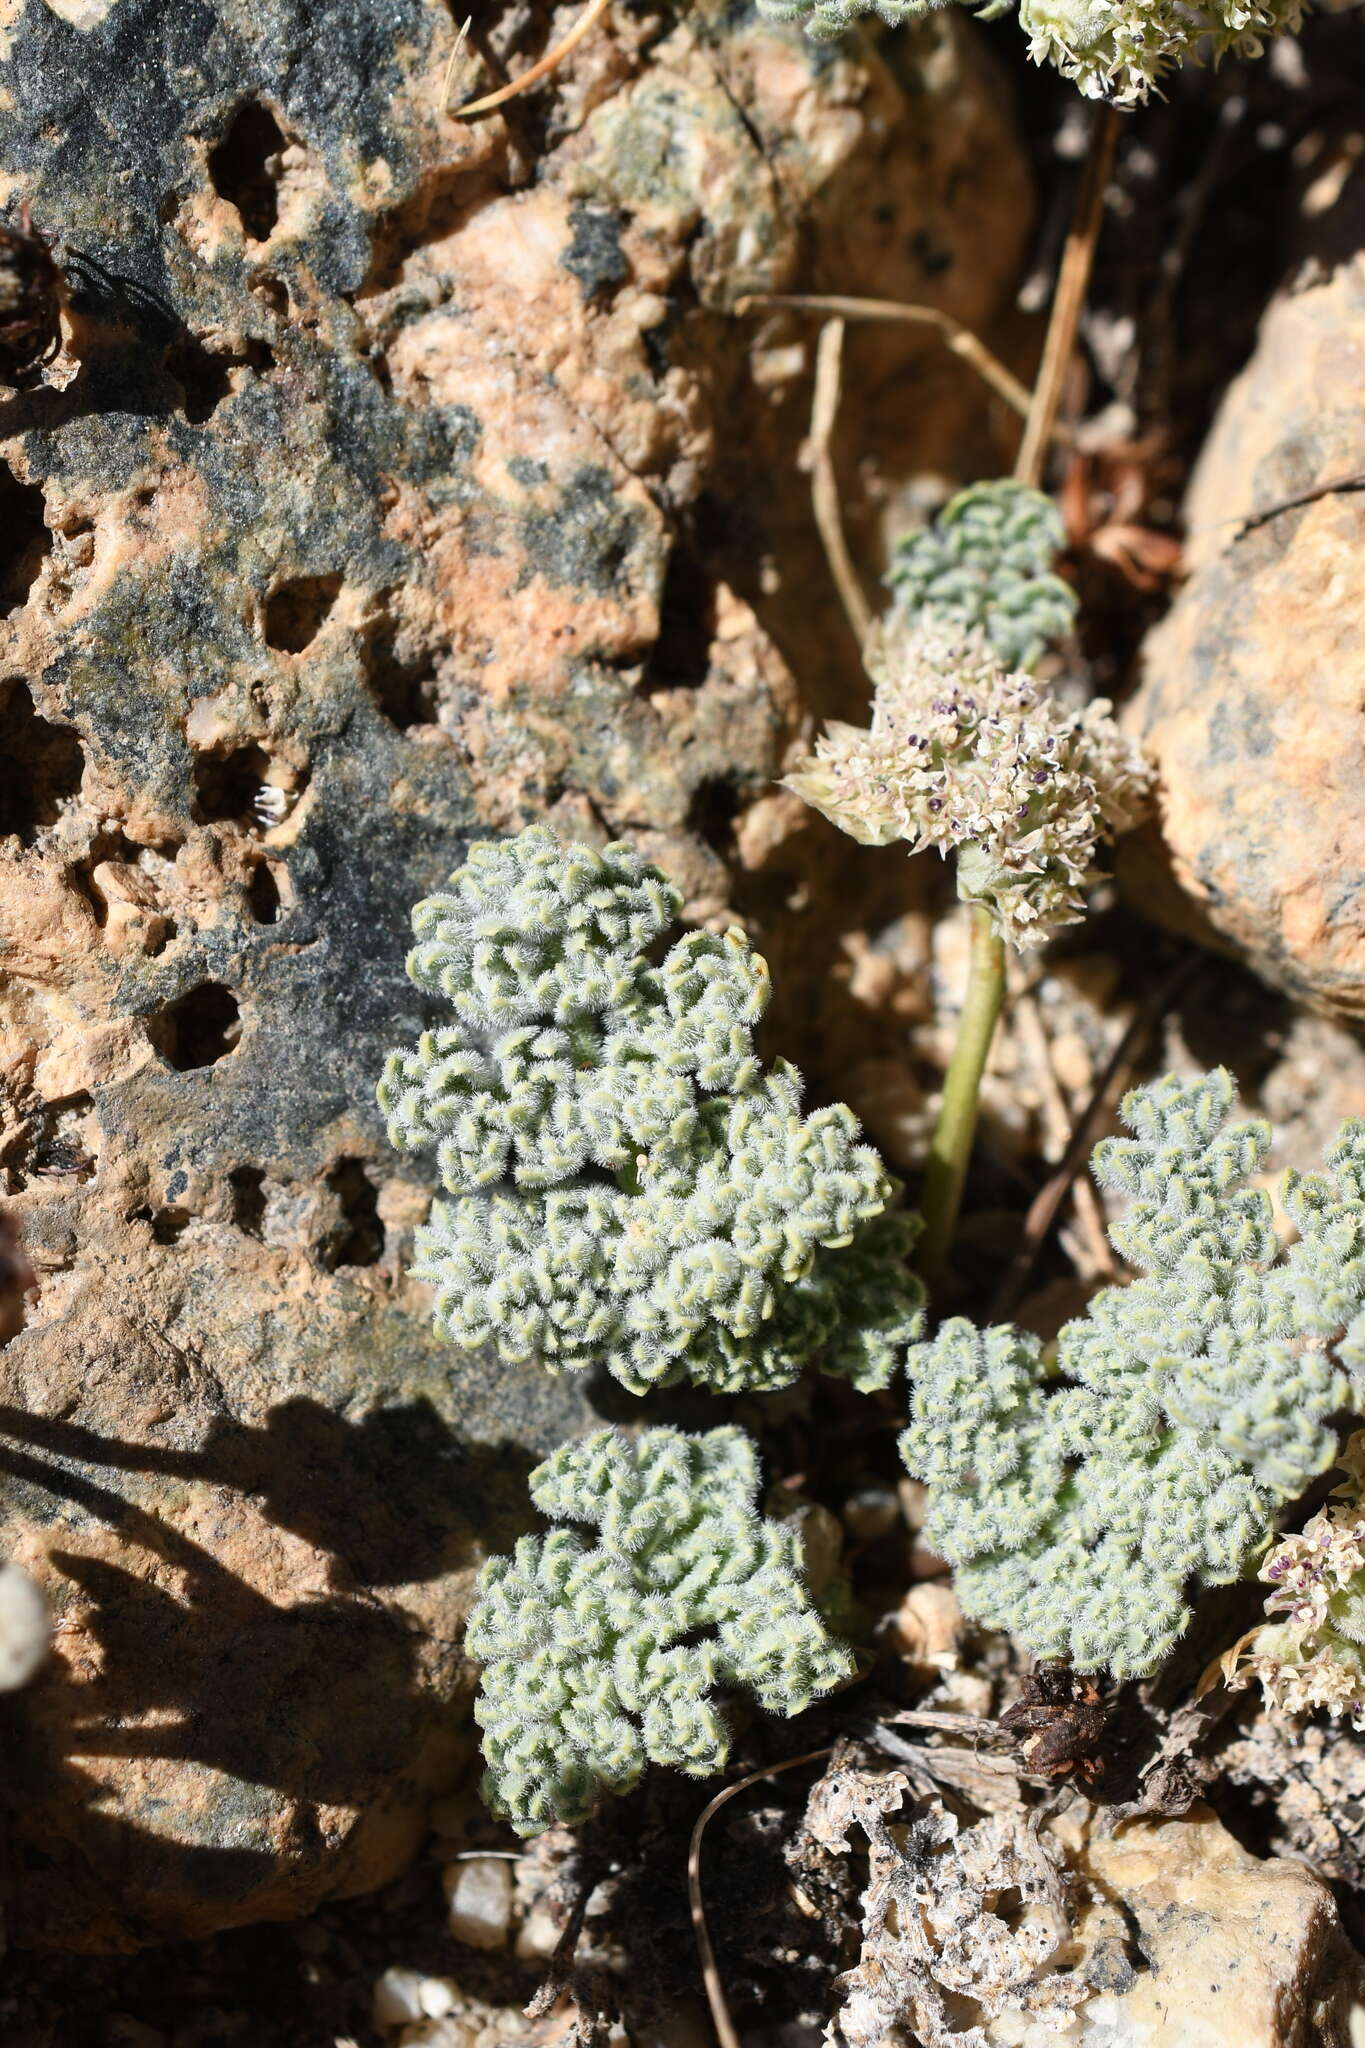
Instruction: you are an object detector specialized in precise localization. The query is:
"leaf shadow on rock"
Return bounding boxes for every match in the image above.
[0,1398,538,1945]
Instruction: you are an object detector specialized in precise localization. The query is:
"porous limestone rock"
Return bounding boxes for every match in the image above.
[1072,1806,1364,2047]
[1127,252,1365,1017]
[0,0,1031,1949]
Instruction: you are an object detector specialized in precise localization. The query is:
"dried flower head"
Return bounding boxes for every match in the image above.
[784,622,1151,948]
[1226,1432,1365,1730]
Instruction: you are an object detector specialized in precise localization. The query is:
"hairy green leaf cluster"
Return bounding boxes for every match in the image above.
[756,0,1305,103]
[756,0,947,37]
[380,826,922,1394]
[468,1426,852,1833]
[784,622,1150,948]
[886,481,1077,673]
[900,1071,1365,1679]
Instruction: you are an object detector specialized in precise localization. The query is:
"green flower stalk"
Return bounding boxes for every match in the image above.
[785,622,1150,1282]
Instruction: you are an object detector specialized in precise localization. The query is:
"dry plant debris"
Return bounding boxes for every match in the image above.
[801,1758,1084,2048]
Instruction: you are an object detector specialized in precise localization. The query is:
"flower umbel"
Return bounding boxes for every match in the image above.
[1227,1432,1365,1729]
[784,621,1151,948]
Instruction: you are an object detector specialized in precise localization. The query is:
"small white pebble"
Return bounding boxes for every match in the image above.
[0,1566,48,1691]
[514,1901,560,1961]
[398,2024,477,2048]
[842,1487,901,1543]
[443,1857,513,1949]
[419,1979,459,2020]
[373,1967,428,2030]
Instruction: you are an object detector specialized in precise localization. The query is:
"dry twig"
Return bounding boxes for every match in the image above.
[689,1747,834,2048]
[991,953,1200,1320]
[456,0,612,117]
[737,290,1035,421]
[1008,962,1116,1284]
[1013,107,1121,489]
[803,319,873,644]
[1232,471,1365,539]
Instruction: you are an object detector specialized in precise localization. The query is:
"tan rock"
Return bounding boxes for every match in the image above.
[1127,252,1365,1016]
[1075,1806,1364,2046]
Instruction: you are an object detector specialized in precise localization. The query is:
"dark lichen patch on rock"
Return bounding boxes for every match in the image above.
[517,464,645,596]
[562,200,630,300]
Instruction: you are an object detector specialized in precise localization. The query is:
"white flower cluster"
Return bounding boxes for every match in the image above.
[900,1071,1365,1679]
[468,1426,852,1834]
[784,623,1151,948]
[756,0,1305,103]
[1017,0,1306,104]
[886,481,1078,673]
[381,827,923,1394]
[1228,1433,1365,1730]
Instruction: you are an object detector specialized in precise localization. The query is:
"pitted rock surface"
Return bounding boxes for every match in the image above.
[0,0,1030,1944]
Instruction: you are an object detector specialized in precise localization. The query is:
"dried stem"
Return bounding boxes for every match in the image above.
[990,953,1201,1321]
[738,290,1036,422]
[1009,963,1116,1284]
[1013,106,1120,488]
[805,318,872,644]
[690,1747,834,2048]
[456,0,612,117]
[914,107,1119,1292]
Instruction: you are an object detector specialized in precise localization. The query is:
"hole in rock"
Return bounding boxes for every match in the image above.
[246,858,284,923]
[165,332,275,424]
[191,742,273,825]
[209,101,288,242]
[686,774,745,854]
[229,1165,266,1237]
[0,466,52,618]
[0,680,84,844]
[147,983,242,1071]
[251,273,289,318]
[30,1094,97,1183]
[644,544,715,693]
[319,1158,384,1270]
[264,574,341,654]
[130,1203,192,1245]
[361,609,440,729]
